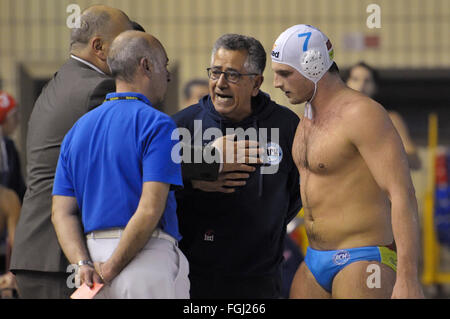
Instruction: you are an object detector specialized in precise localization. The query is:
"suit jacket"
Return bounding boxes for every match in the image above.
[10,58,115,272]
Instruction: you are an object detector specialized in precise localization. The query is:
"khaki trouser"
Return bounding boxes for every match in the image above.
[86,228,190,299]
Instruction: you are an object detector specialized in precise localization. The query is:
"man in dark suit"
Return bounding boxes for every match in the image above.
[10,5,133,299]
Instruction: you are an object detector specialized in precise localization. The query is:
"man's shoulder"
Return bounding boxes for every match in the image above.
[273,103,299,121]
[134,102,177,130]
[263,99,300,130]
[40,58,113,105]
[58,58,110,82]
[172,103,204,125]
[59,58,113,93]
[340,90,387,120]
[257,91,299,121]
[338,90,392,140]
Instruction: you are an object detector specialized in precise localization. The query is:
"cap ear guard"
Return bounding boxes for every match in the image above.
[300,49,328,81]
[271,24,334,84]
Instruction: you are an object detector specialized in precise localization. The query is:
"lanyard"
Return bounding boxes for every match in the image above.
[104,95,150,106]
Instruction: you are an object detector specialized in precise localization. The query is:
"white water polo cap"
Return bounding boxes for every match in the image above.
[271,24,334,84]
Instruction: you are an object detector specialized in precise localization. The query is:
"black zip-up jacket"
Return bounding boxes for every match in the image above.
[172,91,302,278]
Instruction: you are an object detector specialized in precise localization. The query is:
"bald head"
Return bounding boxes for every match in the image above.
[108,31,170,106]
[70,5,132,51]
[107,31,166,82]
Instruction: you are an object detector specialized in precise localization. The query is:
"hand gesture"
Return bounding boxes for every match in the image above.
[192,171,254,193]
[211,134,263,173]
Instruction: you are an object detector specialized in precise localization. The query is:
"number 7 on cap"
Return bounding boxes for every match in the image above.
[298,32,312,52]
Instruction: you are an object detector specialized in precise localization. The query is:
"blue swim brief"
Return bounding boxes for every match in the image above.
[304,245,397,293]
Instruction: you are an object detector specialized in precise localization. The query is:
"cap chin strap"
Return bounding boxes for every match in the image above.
[304,82,317,120]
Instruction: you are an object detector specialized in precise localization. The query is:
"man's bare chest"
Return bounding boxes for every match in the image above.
[293,117,356,174]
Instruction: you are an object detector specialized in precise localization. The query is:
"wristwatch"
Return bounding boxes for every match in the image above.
[77,260,94,267]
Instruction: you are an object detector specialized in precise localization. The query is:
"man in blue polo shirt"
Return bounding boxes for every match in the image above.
[51,30,189,298]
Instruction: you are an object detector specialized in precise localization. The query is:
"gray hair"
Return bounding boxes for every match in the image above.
[70,11,111,49]
[211,34,266,74]
[107,33,156,82]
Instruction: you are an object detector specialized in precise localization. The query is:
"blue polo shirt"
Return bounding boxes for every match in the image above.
[53,92,183,240]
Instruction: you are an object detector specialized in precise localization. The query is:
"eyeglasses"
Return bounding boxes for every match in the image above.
[206,68,258,84]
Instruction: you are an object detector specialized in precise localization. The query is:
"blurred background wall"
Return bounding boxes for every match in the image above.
[1,0,449,111]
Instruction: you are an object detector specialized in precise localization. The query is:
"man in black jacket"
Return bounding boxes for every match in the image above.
[172,34,302,298]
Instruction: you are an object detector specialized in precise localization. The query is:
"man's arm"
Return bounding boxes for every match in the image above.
[52,195,101,287]
[190,136,262,192]
[181,135,262,184]
[96,181,170,283]
[181,143,221,181]
[51,195,89,264]
[345,99,423,298]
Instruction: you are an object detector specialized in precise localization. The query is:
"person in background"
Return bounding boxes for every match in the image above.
[182,79,209,108]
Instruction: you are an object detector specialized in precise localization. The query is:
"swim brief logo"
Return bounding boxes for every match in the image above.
[333,250,351,265]
[264,142,283,165]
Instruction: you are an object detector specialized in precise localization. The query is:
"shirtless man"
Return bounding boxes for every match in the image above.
[271,24,424,298]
